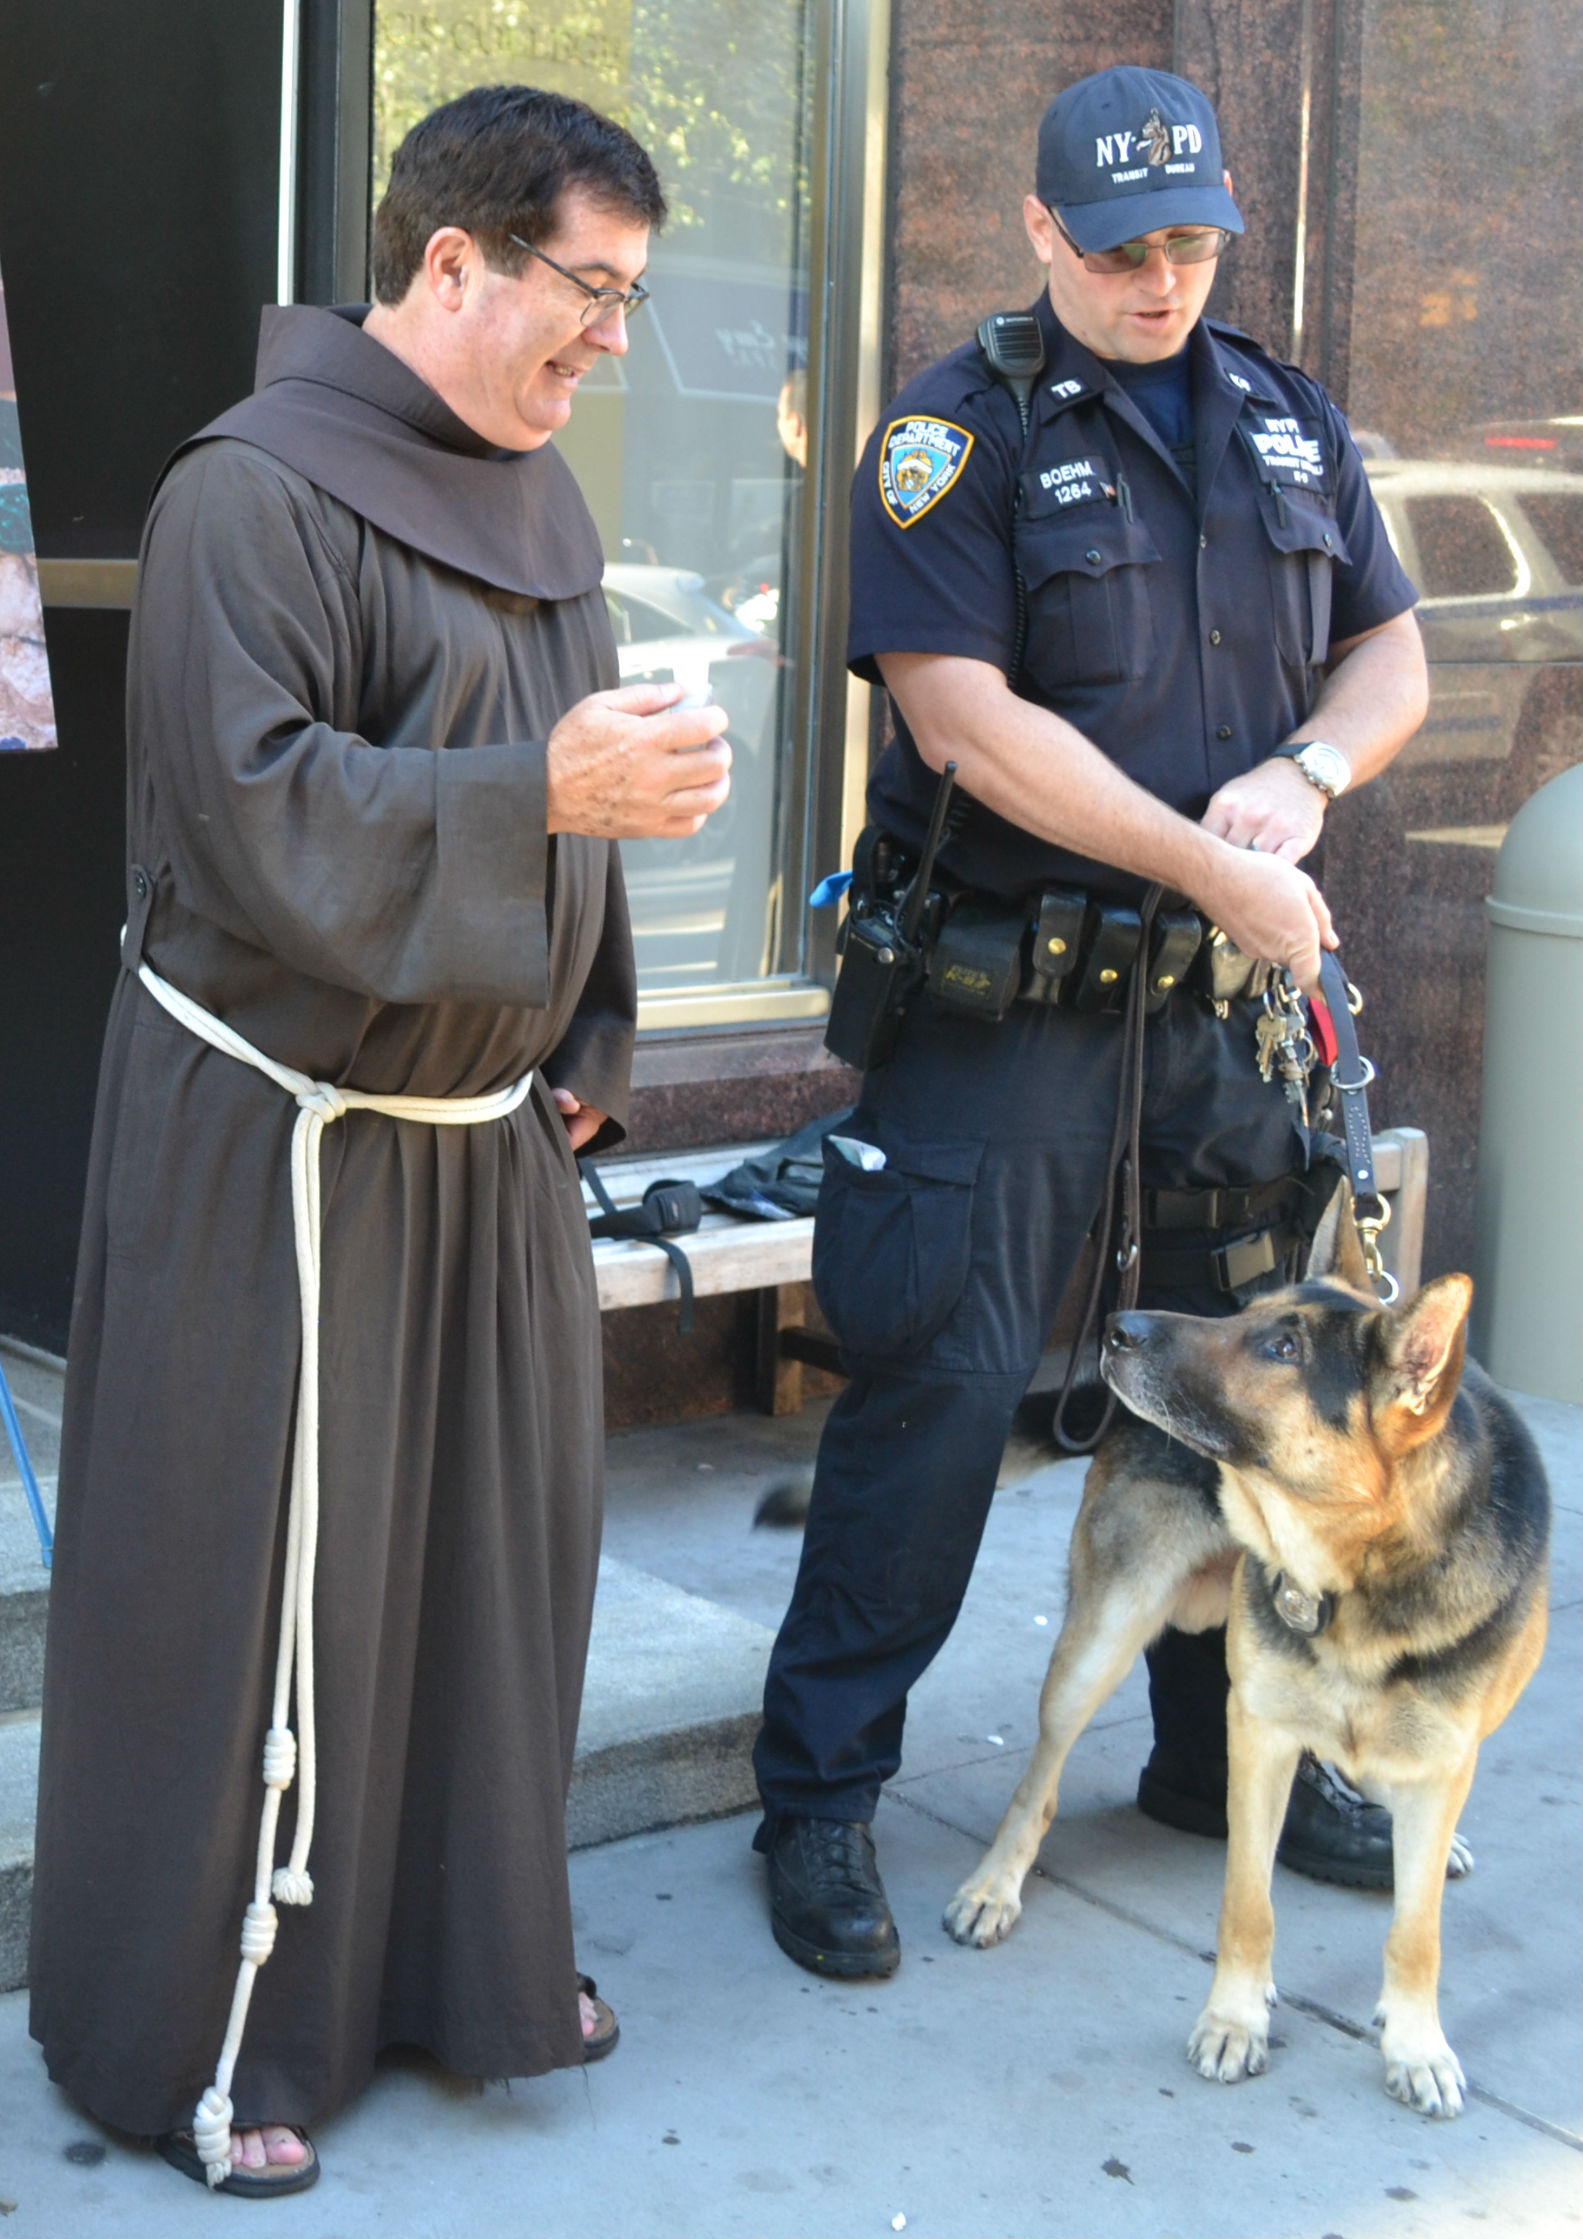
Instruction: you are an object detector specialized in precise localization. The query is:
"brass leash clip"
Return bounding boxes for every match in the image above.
[1354,1193,1399,1305]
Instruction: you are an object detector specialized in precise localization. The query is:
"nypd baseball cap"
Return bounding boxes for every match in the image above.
[1036,66,1244,252]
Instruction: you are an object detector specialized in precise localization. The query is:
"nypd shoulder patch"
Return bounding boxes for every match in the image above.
[879,416,974,527]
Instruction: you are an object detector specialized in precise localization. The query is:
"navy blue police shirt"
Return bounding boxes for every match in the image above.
[849,292,1418,902]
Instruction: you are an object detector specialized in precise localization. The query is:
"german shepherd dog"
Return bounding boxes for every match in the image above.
[943,1188,1550,2118]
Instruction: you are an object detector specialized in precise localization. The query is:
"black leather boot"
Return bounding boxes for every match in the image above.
[1274,1757,1398,1889]
[1137,1749,1398,1889]
[763,1816,901,1978]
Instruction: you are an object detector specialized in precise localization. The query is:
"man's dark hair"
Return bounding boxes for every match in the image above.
[372,84,666,305]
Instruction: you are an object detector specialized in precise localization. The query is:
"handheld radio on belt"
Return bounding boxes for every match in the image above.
[824,761,958,1072]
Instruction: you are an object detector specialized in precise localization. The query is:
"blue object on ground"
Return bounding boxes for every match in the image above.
[0,1359,52,1567]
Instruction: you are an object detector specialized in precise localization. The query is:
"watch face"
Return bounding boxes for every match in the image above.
[1300,743,1349,795]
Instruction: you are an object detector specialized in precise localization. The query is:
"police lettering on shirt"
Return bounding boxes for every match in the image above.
[879,416,975,527]
[1246,414,1327,490]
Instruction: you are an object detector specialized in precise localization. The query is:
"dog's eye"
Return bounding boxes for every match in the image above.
[1263,1330,1302,1364]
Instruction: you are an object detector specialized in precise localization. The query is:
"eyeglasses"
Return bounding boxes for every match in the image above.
[1049,210,1230,275]
[506,233,650,328]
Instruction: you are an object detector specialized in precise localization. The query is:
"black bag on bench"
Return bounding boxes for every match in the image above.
[580,1160,703,1333]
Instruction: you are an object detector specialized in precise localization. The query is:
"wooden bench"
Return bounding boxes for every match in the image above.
[586,1126,1430,1413]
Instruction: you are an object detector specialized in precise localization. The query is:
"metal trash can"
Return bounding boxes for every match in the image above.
[1471,760,1583,1400]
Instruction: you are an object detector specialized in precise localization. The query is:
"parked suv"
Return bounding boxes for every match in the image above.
[1364,458,1582,666]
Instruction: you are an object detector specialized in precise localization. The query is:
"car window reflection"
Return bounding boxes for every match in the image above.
[1365,455,1583,664]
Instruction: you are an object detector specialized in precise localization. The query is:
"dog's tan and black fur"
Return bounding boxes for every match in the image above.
[944,1190,1550,2117]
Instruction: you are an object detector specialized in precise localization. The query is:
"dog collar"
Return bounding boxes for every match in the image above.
[1268,1569,1335,1637]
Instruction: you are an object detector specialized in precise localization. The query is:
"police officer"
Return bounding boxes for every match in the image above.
[752,64,1430,1977]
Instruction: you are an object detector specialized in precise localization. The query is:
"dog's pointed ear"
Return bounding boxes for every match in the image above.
[1373,1274,1473,1446]
[1304,1170,1372,1293]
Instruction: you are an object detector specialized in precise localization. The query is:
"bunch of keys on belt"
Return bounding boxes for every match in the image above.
[1254,970,1319,1125]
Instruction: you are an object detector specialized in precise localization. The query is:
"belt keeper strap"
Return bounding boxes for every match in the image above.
[1024,887,1086,1002]
[1143,906,1204,1013]
[1069,904,1145,1013]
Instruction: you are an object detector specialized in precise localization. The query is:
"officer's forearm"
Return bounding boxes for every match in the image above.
[879,650,1336,987]
[880,650,1241,891]
[1278,607,1428,788]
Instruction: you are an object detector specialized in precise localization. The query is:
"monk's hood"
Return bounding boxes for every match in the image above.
[161,303,604,600]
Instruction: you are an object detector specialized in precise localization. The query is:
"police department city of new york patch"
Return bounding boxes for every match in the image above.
[879,417,974,527]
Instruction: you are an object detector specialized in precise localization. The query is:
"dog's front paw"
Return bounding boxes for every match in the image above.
[943,1874,1024,1948]
[1188,1987,1274,2084]
[1376,2008,1466,2118]
[1445,1828,1474,1879]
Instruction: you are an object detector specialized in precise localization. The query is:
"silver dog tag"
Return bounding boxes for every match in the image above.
[1274,1575,1325,1634]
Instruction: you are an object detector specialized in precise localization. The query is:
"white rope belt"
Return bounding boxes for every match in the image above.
[136,957,532,2184]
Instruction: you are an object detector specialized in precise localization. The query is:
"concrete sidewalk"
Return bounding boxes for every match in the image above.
[0,1379,1576,2237]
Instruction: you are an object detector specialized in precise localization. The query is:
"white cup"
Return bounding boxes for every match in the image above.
[671,652,716,710]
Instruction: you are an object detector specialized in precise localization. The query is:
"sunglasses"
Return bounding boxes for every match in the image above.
[507,233,651,328]
[1050,210,1230,275]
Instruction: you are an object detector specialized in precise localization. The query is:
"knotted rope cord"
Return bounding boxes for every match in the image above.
[135,957,533,2184]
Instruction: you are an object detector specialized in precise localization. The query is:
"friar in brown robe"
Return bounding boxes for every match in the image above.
[28,89,731,2173]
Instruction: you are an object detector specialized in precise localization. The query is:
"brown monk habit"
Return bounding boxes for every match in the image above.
[30,305,635,2133]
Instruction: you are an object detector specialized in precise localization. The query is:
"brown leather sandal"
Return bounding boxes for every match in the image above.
[577,1971,620,2063]
[155,2125,320,2197]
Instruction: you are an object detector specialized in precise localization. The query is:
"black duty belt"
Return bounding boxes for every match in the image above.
[1145,1176,1299,1231]
[922,882,1274,1025]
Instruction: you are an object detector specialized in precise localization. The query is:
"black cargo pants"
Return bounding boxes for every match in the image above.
[753,984,1309,1828]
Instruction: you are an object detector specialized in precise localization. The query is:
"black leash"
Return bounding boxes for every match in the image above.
[1315,950,1397,1301]
[579,1159,702,1333]
[1051,884,1162,1455]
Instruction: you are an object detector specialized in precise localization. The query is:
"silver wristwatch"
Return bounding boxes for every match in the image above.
[1273,739,1351,800]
